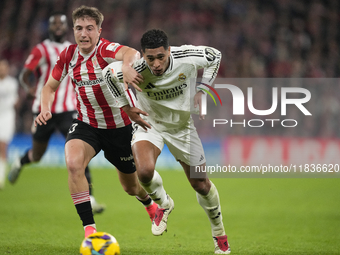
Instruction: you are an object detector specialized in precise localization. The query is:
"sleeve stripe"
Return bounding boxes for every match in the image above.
[117,71,123,80]
[103,70,122,97]
[173,54,205,59]
[135,63,147,73]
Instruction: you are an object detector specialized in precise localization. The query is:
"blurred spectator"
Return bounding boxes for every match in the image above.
[0,59,18,189]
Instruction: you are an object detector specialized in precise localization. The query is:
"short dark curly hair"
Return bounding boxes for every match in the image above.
[141,29,169,52]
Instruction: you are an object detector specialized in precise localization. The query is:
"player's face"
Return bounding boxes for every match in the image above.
[49,15,68,42]
[0,60,9,79]
[143,46,171,76]
[73,17,101,54]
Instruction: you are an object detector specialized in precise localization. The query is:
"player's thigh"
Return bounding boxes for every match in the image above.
[131,125,163,172]
[65,139,96,171]
[65,120,100,171]
[164,123,206,167]
[101,125,136,174]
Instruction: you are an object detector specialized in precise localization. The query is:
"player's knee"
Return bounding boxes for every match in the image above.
[136,165,154,183]
[31,153,43,162]
[66,157,83,177]
[190,178,210,195]
[137,169,154,184]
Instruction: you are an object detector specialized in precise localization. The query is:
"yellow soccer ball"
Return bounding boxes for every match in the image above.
[80,232,120,255]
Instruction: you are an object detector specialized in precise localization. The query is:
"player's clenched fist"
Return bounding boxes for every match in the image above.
[34,110,52,126]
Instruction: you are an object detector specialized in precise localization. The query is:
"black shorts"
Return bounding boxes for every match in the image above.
[65,119,135,174]
[33,111,77,142]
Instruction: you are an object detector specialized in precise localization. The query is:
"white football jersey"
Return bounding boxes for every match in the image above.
[103,45,221,131]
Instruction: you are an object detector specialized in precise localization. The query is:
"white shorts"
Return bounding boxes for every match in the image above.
[0,110,15,143]
[131,118,206,166]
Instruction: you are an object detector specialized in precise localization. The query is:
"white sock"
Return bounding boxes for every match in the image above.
[83,223,96,230]
[139,170,169,208]
[197,181,225,237]
[90,195,96,205]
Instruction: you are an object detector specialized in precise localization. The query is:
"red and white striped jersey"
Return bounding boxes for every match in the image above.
[52,38,131,129]
[24,39,75,114]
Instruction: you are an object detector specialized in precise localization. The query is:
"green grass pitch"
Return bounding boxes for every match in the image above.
[0,166,339,254]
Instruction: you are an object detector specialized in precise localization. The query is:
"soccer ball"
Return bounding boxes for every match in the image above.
[80,232,120,255]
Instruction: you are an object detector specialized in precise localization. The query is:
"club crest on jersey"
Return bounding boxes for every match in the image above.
[178,73,186,81]
[92,56,99,68]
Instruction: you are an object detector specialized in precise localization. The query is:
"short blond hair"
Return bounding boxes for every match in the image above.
[72,5,104,28]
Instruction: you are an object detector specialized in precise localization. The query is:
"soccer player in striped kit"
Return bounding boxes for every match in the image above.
[8,11,105,214]
[33,6,157,238]
[103,29,231,254]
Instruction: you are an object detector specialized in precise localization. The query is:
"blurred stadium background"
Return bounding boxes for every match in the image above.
[2,0,340,169]
[1,1,340,254]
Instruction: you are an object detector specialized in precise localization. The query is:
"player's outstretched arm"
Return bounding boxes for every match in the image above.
[115,46,144,91]
[34,74,60,126]
[122,105,151,131]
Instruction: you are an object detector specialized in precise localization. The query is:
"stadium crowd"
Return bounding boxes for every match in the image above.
[0,0,339,137]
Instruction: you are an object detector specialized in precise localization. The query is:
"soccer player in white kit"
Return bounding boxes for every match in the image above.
[0,59,18,189]
[34,6,157,238]
[7,12,104,214]
[103,29,230,254]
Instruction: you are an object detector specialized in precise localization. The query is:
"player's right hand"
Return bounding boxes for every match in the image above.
[34,110,52,126]
[122,64,144,92]
[122,105,151,131]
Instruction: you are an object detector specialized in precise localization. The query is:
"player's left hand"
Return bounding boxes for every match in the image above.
[194,91,205,120]
[34,110,52,126]
[122,105,151,131]
[122,65,144,92]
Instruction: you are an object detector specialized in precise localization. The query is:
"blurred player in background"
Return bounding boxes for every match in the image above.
[7,11,105,214]
[103,29,230,254]
[34,6,157,238]
[0,59,18,190]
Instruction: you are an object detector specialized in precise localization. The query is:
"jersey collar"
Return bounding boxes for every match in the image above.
[165,53,174,74]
